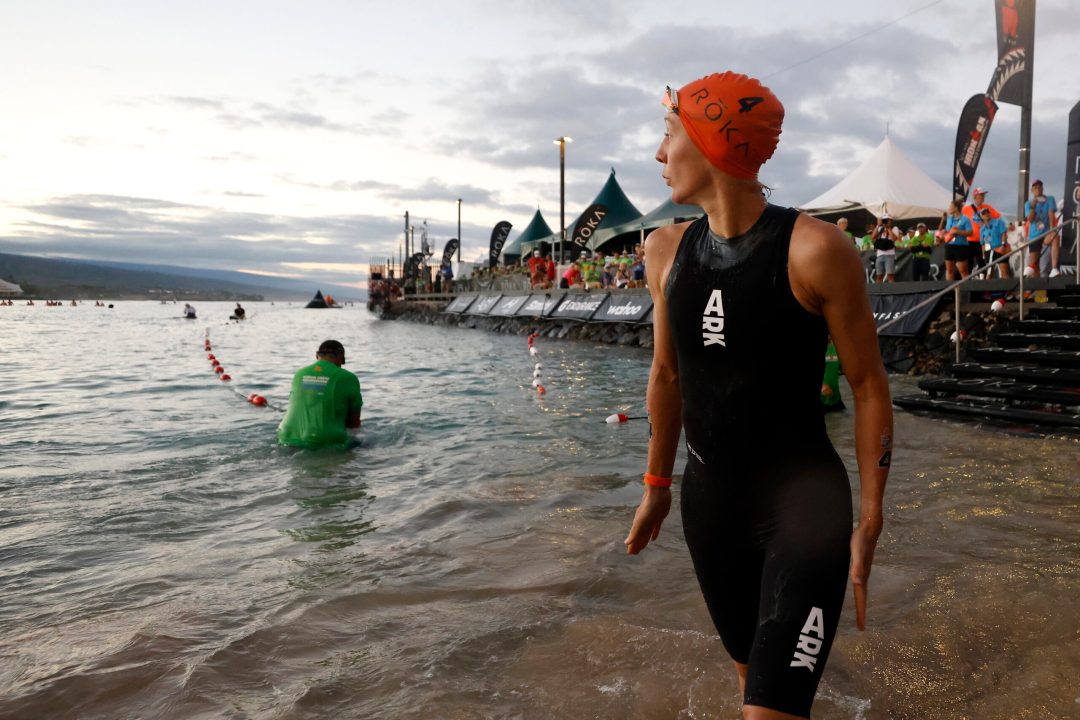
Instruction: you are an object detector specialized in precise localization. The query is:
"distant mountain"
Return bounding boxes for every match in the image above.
[88,259,364,301]
[0,252,365,301]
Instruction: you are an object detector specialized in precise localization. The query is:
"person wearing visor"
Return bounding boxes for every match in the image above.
[979,208,1011,279]
[625,72,891,719]
[277,340,363,450]
[872,214,900,283]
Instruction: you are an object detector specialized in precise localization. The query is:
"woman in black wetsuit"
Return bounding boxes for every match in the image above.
[624,72,893,719]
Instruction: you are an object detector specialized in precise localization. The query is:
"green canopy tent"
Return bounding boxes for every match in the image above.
[531,169,644,262]
[501,208,554,265]
[591,196,702,252]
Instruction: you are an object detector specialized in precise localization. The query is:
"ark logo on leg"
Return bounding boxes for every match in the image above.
[790,606,825,671]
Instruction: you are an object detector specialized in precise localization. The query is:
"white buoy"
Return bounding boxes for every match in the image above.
[534,363,542,371]
[529,347,538,356]
[532,378,541,387]
[990,299,1005,313]
[533,369,542,378]
[605,413,630,424]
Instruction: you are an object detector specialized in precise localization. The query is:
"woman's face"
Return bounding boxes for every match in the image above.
[656,114,713,205]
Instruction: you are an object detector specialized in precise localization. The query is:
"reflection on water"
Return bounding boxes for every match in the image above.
[0,303,1077,719]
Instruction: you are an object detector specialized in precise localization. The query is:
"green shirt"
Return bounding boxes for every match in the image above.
[277,359,363,449]
[859,235,874,252]
[908,232,934,258]
[821,342,843,408]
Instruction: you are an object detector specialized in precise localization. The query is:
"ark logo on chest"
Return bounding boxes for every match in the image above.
[702,289,726,347]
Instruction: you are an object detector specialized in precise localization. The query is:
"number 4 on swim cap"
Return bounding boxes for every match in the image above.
[738,97,764,113]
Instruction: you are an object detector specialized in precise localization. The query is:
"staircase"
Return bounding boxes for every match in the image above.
[893,284,1080,429]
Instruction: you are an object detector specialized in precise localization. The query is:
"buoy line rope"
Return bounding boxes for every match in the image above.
[204,329,286,412]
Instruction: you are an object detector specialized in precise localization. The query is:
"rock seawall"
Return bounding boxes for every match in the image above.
[382,300,1015,375]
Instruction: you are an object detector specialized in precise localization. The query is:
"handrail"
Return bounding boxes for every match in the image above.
[875,217,1078,337]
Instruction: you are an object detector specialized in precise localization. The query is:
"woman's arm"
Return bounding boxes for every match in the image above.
[625,224,684,555]
[791,216,892,631]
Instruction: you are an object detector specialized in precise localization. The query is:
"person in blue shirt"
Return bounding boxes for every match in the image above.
[979,208,1011,278]
[940,200,973,280]
[1024,179,1059,277]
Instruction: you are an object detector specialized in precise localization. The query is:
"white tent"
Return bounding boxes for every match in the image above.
[799,136,952,221]
[0,279,22,295]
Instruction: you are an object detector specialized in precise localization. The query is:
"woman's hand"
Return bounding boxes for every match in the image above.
[625,486,672,555]
[850,515,883,631]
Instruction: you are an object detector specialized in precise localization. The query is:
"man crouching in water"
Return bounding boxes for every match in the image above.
[277,340,362,450]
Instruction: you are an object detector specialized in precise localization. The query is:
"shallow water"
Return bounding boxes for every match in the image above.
[1,301,1077,719]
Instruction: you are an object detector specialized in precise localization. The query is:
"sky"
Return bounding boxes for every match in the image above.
[0,0,1075,289]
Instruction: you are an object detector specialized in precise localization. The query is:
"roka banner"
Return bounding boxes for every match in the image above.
[570,204,608,250]
[488,221,512,268]
[872,291,941,338]
[442,238,459,267]
[989,0,1036,107]
[952,94,998,201]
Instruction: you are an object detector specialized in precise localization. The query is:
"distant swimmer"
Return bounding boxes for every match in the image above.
[277,339,363,450]
[624,72,892,719]
[183,303,197,319]
[231,303,246,320]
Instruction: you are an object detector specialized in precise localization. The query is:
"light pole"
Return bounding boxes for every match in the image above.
[457,198,462,264]
[554,136,572,262]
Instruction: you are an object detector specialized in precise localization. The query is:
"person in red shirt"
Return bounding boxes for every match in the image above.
[527,250,545,288]
[961,187,1000,271]
[545,255,556,288]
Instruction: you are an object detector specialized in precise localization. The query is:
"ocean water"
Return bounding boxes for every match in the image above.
[1,301,1077,720]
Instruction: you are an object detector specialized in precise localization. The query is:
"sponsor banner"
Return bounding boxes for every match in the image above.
[952,94,998,202]
[442,238,459,267]
[404,251,425,280]
[1062,100,1080,265]
[872,291,940,337]
[551,292,608,321]
[591,293,653,323]
[991,0,1035,107]
[466,294,502,315]
[489,295,529,317]
[515,294,562,318]
[571,204,608,250]
[489,221,512,268]
[444,294,476,313]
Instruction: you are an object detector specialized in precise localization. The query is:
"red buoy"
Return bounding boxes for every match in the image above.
[215,366,224,374]
[211,360,220,367]
[207,353,216,360]
[220,374,231,381]
[251,395,267,406]
[536,385,546,395]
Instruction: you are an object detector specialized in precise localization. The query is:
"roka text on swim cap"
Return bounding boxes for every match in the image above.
[664,72,784,180]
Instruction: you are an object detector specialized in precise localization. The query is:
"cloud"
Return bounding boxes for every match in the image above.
[0,194,407,286]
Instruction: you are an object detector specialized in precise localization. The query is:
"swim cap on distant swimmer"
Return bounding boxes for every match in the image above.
[664,72,784,180]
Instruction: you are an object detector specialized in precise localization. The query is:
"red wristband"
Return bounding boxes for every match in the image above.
[644,473,672,488]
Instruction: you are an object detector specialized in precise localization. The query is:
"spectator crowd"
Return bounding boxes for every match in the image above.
[839,178,1064,284]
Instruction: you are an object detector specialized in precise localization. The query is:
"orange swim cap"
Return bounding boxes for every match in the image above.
[664,72,784,180]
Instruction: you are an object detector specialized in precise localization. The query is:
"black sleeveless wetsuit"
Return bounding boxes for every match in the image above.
[665,205,852,717]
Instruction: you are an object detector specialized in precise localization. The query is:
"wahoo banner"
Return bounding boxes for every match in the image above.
[1062,100,1080,265]
[488,221,512,268]
[570,204,608,250]
[442,238,459,267]
[952,94,998,202]
[989,0,1035,107]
